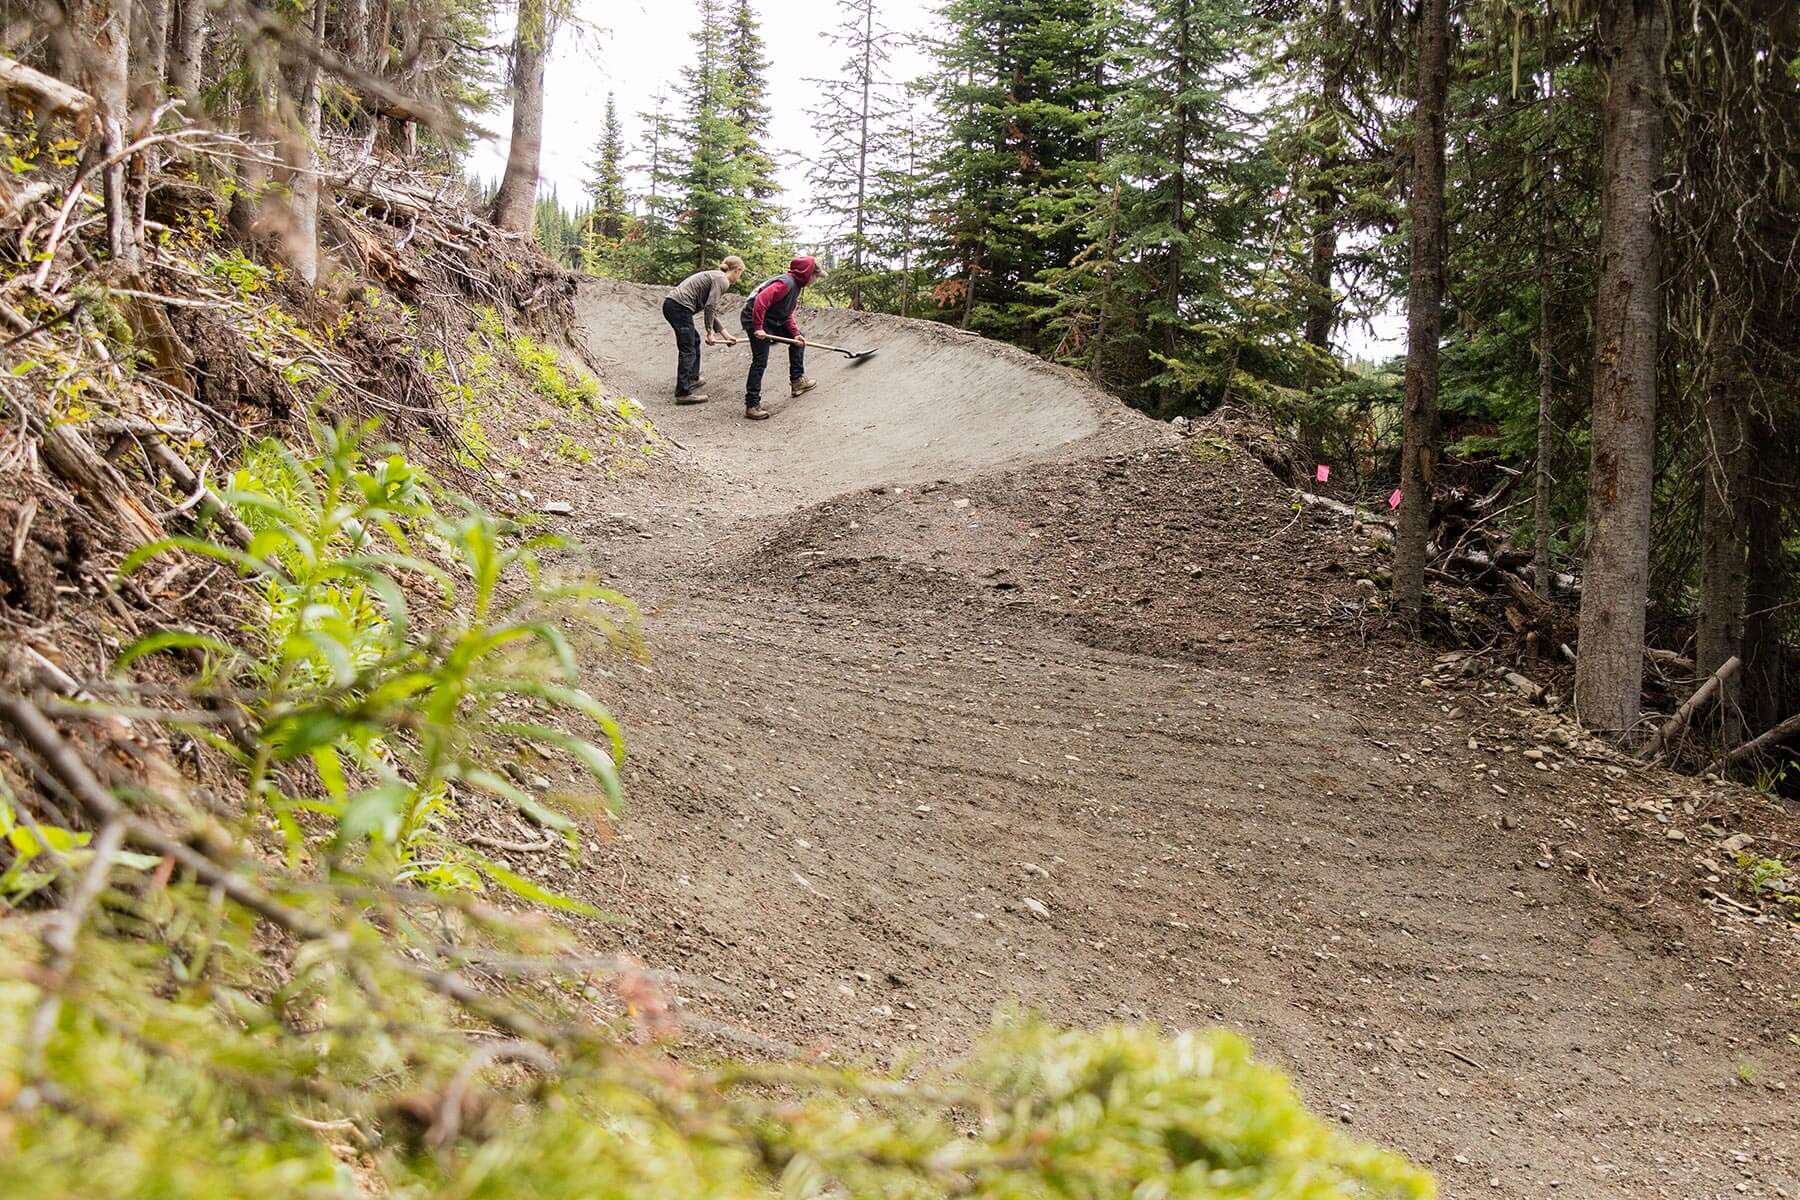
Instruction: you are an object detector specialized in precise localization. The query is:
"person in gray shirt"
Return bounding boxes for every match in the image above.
[663,255,745,403]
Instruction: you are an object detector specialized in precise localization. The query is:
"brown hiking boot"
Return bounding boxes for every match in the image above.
[790,377,817,398]
[744,403,770,421]
[674,391,708,405]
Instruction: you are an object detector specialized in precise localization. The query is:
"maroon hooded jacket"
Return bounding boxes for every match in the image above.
[742,256,820,337]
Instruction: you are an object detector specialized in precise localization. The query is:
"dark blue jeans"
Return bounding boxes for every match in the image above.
[663,297,702,395]
[744,329,804,407]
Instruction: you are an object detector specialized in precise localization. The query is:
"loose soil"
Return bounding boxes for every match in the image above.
[484,281,1799,1199]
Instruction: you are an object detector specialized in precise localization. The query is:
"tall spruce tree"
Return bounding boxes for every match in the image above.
[1039,0,1301,414]
[671,0,787,273]
[808,0,902,309]
[586,94,629,241]
[675,0,748,269]
[926,0,1109,347]
[725,0,784,237]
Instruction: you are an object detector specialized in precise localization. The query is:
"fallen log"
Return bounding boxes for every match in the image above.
[1706,708,1800,776]
[9,390,163,543]
[1442,545,1580,595]
[1645,647,1696,677]
[138,436,253,549]
[1294,489,1583,593]
[1643,655,1740,762]
[0,55,95,121]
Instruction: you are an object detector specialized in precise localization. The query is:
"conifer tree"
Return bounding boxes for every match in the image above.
[725,0,784,234]
[637,87,684,263]
[586,93,629,241]
[926,0,1109,346]
[870,82,933,318]
[1038,0,1296,413]
[675,0,742,269]
[808,0,902,309]
[1391,0,1450,627]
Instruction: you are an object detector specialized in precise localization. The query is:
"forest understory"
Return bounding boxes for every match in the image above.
[2,5,1800,1197]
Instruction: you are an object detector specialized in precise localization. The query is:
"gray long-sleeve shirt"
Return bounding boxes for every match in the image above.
[666,269,733,335]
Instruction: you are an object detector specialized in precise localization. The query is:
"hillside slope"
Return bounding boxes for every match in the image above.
[536,281,1800,1200]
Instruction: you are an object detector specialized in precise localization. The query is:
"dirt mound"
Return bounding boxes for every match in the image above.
[572,279,1147,509]
[526,281,1800,1199]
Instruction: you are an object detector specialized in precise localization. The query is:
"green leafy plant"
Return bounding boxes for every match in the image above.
[117,417,635,895]
[200,248,272,297]
[1734,852,1799,916]
[0,781,158,903]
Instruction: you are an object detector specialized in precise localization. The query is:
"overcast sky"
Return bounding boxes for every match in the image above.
[468,0,1402,357]
[468,0,939,239]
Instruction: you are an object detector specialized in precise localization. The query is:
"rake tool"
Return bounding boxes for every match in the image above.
[763,333,879,363]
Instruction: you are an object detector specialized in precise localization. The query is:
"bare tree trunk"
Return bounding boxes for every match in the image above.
[1532,242,1557,593]
[1090,181,1121,385]
[1304,0,1344,377]
[1305,196,1337,351]
[1392,0,1449,626]
[128,0,169,249]
[899,110,916,321]
[338,0,370,137]
[960,251,979,329]
[1575,0,1667,739]
[490,0,549,235]
[850,0,873,311]
[1741,473,1786,734]
[133,0,170,94]
[77,0,138,270]
[166,0,206,102]
[1532,19,1558,595]
[229,77,270,236]
[1157,0,1189,413]
[343,0,368,69]
[1696,336,1750,745]
[280,0,328,284]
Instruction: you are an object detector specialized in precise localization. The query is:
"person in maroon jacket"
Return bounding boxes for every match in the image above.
[737,255,819,421]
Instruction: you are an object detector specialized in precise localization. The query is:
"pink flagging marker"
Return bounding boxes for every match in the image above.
[1389,489,1403,509]
[1316,464,1330,483]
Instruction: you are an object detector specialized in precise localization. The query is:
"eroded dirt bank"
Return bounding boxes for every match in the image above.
[492,281,1800,1199]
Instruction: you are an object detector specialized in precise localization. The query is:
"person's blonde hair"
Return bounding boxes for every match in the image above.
[720,255,746,273]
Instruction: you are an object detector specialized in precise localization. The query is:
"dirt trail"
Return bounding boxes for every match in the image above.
[524,281,1800,1200]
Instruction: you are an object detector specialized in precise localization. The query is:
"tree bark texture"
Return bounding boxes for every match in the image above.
[1696,330,1751,743]
[167,0,207,102]
[81,0,138,270]
[490,0,548,235]
[1532,18,1557,595]
[1304,0,1345,365]
[1575,0,1667,738]
[1392,0,1449,626]
[1160,0,1189,415]
[1741,459,1786,735]
[280,0,329,284]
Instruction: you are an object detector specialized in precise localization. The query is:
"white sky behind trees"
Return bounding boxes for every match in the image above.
[469,0,1402,358]
[469,0,940,238]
